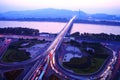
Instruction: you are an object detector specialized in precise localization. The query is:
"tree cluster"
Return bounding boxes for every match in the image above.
[0,27,39,36]
[71,32,120,41]
[80,33,120,41]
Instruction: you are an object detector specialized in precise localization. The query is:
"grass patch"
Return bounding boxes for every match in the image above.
[0,74,2,80]
[2,39,47,62]
[11,39,47,48]
[63,58,105,74]
[4,69,24,80]
[62,41,111,74]
[74,58,105,74]
[2,49,30,62]
[80,42,112,58]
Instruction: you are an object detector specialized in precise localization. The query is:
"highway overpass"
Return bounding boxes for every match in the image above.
[0,15,116,80]
[24,16,76,80]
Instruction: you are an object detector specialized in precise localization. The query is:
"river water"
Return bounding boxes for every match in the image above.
[0,21,120,35]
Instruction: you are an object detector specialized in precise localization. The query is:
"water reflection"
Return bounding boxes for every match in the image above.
[0,21,120,35]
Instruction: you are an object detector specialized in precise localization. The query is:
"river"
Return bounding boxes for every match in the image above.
[0,21,120,35]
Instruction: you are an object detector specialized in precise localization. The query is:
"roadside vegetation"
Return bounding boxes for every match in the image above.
[62,40,112,74]
[0,74,2,80]
[0,27,39,36]
[4,69,24,80]
[63,57,105,74]
[71,32,120,42]
[49,74,61,80]
[2,38,47,62]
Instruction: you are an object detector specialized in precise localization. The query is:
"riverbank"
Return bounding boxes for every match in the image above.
[0,19,120,26]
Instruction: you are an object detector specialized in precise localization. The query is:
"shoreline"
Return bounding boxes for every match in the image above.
[0,19,120,26]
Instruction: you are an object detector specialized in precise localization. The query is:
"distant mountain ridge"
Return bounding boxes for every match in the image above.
[0,8,120,21]
[0,8,86,19]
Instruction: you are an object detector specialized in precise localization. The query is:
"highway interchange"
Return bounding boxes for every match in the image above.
[0,16,120,80]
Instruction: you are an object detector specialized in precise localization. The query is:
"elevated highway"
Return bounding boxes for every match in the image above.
[0,15,117,80]
[30,15,116,80]
[25,16,76,80]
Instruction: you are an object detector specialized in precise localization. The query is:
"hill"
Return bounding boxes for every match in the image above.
[0,8,87,19]
[0,8,120,21]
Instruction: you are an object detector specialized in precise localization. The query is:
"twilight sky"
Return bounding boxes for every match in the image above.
[0,0,120,15]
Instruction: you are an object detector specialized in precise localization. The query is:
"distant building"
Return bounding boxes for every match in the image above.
[86,47,95,53]
[63,37,75,42]
[39,33,50,37]
[39,33,57,38]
